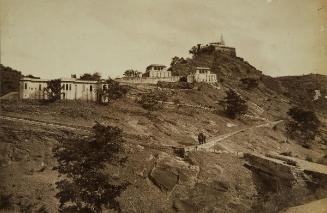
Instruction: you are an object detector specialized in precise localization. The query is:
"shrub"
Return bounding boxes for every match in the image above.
[286,107,320,143]
[157,81,193,89]
[98,79,129,104]
[79,72,101,81]
[219,89,248,119]
[43,79,62,103]
[0,194,13,210]
[137,90,168,110]
[53,123,128,212]
[240,77,259,89]
[179,76,187,82]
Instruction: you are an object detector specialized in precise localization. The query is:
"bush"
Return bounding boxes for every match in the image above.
[53,123,128,212]
[137,90,168,110]
[98,79,129,104]
[179,76,187,82]
[286,107,320,143]
[240,77,259,89]
[43,79,62,103]
[157,81,193,89]
[219,89,248,119]
[0,194,13,210]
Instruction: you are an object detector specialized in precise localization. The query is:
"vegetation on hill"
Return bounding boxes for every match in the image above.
[286,107,320,144]
[170,49,262,82]
[79,72,102,81]
[0,64,22,96]
[123,69,142,78]
[98,79,129,104]
[219,89,248,119]
[137,90,168,110]
[53,123,128,212]
[277,74,327,114]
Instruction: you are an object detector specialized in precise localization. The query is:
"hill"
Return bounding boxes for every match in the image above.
[1,45,327,212]
[276,74,327,115]
[0,64,22,97]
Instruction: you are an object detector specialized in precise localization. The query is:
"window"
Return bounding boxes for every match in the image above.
[24,83,27,89]
[103,85,107,90]
[39,84,41,90]
[69,84,71,90]
[63,84,65,90]
[66,84,68,90]
[90,85,93,91]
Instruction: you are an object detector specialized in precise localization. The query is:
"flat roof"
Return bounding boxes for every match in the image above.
[20,77,99,84]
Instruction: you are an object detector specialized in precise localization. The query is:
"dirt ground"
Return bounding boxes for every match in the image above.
[0,84,326,212]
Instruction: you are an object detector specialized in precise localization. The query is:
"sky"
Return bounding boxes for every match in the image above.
[1,0,326,79]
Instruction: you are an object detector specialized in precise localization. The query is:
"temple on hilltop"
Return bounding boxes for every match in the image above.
[189,34,236,57]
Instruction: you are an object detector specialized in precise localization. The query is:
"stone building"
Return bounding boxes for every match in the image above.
[190,35,236,57]
[142,64,172,78]
[19,75,108,102]
[187,67,217,83]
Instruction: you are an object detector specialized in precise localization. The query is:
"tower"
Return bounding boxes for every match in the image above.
[220,34,225,46]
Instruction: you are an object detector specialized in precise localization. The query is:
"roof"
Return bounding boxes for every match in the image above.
[20,77,49,82]
[20,77,98,84]
[146,64,167,68]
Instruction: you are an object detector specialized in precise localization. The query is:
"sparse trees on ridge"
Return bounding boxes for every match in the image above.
[123,69,142,78]
[80,72,102,81]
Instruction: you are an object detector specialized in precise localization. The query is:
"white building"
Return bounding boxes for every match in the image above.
[187,67,217,83]
[20,75,109,102]
[142,64,172,78]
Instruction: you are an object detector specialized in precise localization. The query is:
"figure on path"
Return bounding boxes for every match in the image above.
[198,132,206,145]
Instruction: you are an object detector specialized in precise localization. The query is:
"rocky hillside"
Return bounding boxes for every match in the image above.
[277,74,327,115]
[1,46,327,212]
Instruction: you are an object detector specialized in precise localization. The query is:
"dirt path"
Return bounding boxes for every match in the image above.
[0,115,92,133]
[184,120,283,153]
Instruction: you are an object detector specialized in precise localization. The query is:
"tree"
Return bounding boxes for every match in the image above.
[170,56,181,67]
[123,69,141,78]
[220,89,248,119]
[179,76,188,82]
[80,72,101,81]
[286,107,320,143]
[98,79,129,104]
[44,79,62,103]
[53,123,128,212]
[137,90,168,111]
[240,77,259,89]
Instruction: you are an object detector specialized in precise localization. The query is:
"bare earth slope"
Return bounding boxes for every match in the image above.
[1,50,327,212]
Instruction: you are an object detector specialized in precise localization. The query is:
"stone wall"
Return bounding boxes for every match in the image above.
[116,76,181,84]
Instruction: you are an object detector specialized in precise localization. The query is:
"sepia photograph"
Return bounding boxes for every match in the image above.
[0,0,327,212]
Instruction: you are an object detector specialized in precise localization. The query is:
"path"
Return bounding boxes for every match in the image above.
[184,120,283,153]
[0,115,92,133]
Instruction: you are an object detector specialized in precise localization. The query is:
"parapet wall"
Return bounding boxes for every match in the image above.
[116,76,181,85]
